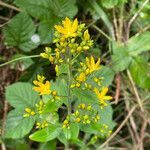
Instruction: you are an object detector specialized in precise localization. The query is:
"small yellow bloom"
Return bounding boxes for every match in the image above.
[54,17,78,38]
[78,103,86,109]
[70,84,76,88]
[94,87,112,106]
[87,105,92,110]
[40,53,49,58]
[33,76,51,95]
[75,117,81,123]
[25,108,31,113]
[55,65,58,73]
[52,91,57,96]
[84,30,90,41]
[49,55,54,64]
[85,56,100,74]
[76,72,86,82]
[83,115,88,120]
[37,75,45,83]
[30,111,36,116]
[76,83,81,87]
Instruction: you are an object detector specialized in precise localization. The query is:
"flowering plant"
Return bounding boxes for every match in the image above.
[5,17,115,148]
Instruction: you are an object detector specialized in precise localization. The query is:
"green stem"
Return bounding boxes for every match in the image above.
[0,55,40,67]
[92,25,113,41]
[0,53,56,68]
[67,51,72,115]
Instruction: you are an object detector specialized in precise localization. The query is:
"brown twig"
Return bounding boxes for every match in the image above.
[112,8,118,41]
[115,74,121,104]
[139,119,147,150]
[1,100,8,150]
[98,106,136,149]
[127,70,144,111]
[0,1,21,12]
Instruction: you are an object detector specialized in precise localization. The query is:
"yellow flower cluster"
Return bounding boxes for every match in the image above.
[38,17,113,135]
[23,108,35,117]
[23,100,46,118]
[94,87,112,107]
[33,75,51,95]
[33,75,60,101]
[54,17,78,39]
[62,103,101,128]
[71,56,101,88]
[40,17,93,66]
[99,124,112,137]
[62,116,70,129]
[35,100,45,114]
[36,120,48,129]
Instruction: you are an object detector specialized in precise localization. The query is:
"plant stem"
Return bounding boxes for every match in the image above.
[67,50,72,115]
[0,55,40,67]
[0,53,56,67]
[92,25,113,41]
[127,69,144,111]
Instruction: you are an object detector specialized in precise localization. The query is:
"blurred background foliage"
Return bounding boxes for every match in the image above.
[0,0,150,149]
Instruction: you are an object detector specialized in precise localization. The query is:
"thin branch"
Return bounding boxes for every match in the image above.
[0,55,40,67]
[112,8,118,41]
[98,106,136,149]
[92,25,113,41]
[115,74,121,104]
[127,70,144,111]
[0,1,21,12]
[126,0,149,39]
[1,100,8,150]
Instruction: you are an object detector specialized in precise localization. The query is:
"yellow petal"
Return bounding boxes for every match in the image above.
[104,96,112,100]
[72,18,78,32]
[84,30,90,41]
[101,87,108,96]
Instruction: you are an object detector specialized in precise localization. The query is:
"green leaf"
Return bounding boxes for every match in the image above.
[29,124,61,142]
[97,104,115,127]
[43,100,62,113]
[38,20,59,44]
[3,12,39,52]
[88,66,115,86]
[57,131,67,145]
[63,123,79,140]
[81,104,115,137]
[15,0,78,20]
[5,109,35,139]
[5,139,29,150]
[6,82,39,110]
[51,78,68,101]
[127,32,150,56]
[72,88,97,104]
[70,123,79,139]
[102,0,118,9]
[112,46,132,72]
[39,140,56,150]
[129,57,150,90]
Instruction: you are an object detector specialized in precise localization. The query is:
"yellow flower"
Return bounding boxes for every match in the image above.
[54,17,78,38]
[33,75,51,95]
[94,87,112,106]
[84,30,90,41]
[76,72,86,82]
[85,56,100,74]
